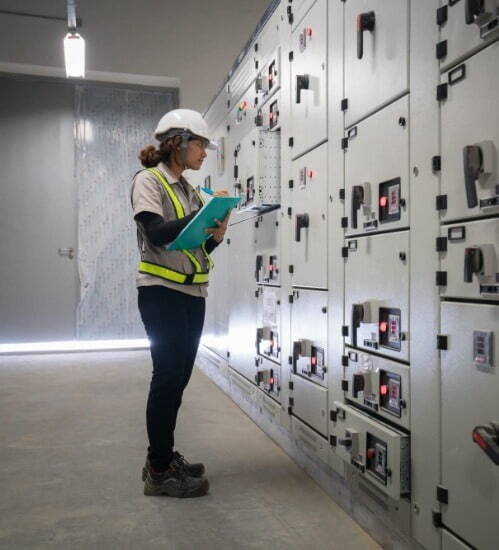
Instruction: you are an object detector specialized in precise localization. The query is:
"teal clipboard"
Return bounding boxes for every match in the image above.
[166,196,240,251]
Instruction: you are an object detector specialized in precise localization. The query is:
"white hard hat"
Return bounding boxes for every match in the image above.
[154,108,216,149]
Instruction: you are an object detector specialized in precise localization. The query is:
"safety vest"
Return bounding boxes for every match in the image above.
[138,167,214,285]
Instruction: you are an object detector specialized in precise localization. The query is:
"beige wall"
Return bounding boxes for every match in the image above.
[0,0,271,111]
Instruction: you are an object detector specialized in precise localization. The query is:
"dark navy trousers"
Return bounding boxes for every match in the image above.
[138,285,205,471]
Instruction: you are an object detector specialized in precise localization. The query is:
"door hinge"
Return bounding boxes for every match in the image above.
[342,325,349,337]
[227,124,231,133]
[289,179,294,189]
[287,406,293,415]
[289,137,294,147]
[287,7,293,25]
[289,265,294,274]
[436,271,448,287]
[330,409,338,422]
[330,435,337,446]
[341,137,349,150]
[227,351,231,358]
[341,98,348,111]
[436,194,448,211]
[437,83,448,101]
[436,236,448,252]
[341,379,349,392]
[437,334,448,351]
[432,510,443,528]
[339,188,345,200]
[289,381,294,390]
[432,155,442,172]
[288,294,294,305]
[342,355,349,367]
[436,5,448,26]
[289,50,294,62]
[342,246,349,258]
[436,485,448,504]
[289,397,294,407]
[436,40,448,60]
[341,216,348,228]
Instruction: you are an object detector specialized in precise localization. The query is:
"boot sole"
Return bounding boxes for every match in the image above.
[143,478,210,498]
[142,466,205,481]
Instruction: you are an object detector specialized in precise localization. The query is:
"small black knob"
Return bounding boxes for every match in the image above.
[398,117,407,127]
[322,307,327,314]
[399,252,407,261]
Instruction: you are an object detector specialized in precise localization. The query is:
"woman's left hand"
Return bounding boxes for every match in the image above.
[205,212,231,243]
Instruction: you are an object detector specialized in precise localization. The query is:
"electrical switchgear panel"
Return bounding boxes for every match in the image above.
[344,351,410,431]
[256,285,281,363]
[290,288,328,388]
[439,44,499,222]
[441,301,499,550]
[343,0,409,127]
[345,231,409,362]
[438,0,499,71]
[289,142,328,289]
[255,355,281,400]
[331,402,410,500]
[289,0,328,158]
[289,373,328,437]
[439,218,499,301]
[344,95,409,236]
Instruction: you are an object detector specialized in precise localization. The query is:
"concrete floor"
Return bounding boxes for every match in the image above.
[0,350,380,550]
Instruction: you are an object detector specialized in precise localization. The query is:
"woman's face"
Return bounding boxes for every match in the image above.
[185,138,208,170]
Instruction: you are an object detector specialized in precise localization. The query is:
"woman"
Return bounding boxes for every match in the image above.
[131,109,229,498]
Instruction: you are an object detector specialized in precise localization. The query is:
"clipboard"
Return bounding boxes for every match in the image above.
[166,196,240,251]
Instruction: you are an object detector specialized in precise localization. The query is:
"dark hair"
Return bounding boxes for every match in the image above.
[138,136,180,168]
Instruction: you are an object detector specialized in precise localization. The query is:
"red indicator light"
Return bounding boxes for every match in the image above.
[269,377,274,385]
[311,357,317,366]
[380,385,388,396]
[367,448,376,459]
[308,170,317,179]
[306,28,313,37]
[268,264,274,271]
[379,322,388,333]
[380,196,388,208]
[473,431,488,450]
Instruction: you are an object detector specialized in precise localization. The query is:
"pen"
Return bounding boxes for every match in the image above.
[201,187,214,195]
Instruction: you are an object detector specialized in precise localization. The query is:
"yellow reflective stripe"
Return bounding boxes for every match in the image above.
[147,167,185,219]
[182,249,202,272]
[139,262,187,283]
[201,241,214,270]
[192,273,210,283]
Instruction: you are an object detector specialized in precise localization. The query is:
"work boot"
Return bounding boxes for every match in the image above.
[143,464,209,498]
[142,452,205,481]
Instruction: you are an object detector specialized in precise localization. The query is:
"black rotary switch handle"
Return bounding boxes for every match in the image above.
[473,423,499,465]
[357,11,376,59]
[351,185,364,229]
[295,214,309,242]
[296,74,310,104]
[465,0,484,24]
[351,304,364,348]
[463,145,483,209]
[464,246,483,282]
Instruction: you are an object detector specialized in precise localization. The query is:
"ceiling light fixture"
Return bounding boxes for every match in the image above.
[64,0,85,78]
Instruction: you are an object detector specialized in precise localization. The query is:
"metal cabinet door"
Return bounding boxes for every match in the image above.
[344,95,409,237]
[228,86,258,148]
[290,373,328,436]
[344,0,409,127]
[255,355,282,401]
[331,402,410,500]
[255,47,281,108]
[345,350,410,431]
[256,285,281,364]
[258,129,281,205]
[290,0,328,158]
[440,43,499,222]
[290,288,328,388]
[227,218,259,382]
[255,210,281,286]
[439,0,499,71]
[233,129,259,210]
[441,302,499,550]
[289,142,328,289]
[440,218,499,301]
[345,231,410,362]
